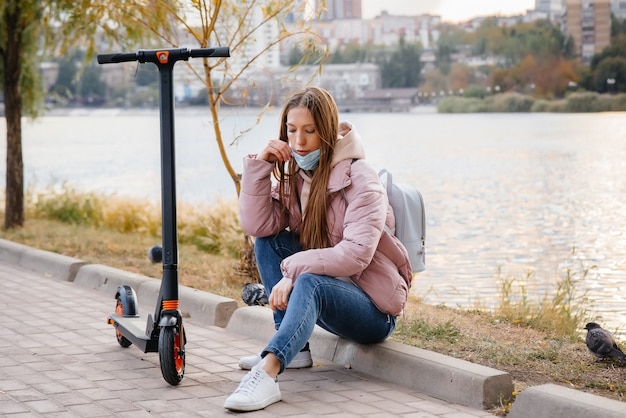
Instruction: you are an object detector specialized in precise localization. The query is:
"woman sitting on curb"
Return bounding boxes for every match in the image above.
[224,86,412,412]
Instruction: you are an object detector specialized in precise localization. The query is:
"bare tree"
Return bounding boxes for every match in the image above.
[99,0,327,277]
[114,0,327,194]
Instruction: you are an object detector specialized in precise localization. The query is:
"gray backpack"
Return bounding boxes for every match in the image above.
[379,169,426,273]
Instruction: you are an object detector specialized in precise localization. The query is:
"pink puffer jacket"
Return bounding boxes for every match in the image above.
[238,122,412,316]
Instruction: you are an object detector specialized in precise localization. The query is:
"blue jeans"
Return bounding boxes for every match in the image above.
[254,230,396,374]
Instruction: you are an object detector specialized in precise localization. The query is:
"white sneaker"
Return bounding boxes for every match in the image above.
[238,347,313,370]
[224,359,281,411]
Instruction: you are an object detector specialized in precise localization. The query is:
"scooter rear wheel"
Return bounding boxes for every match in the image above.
[115,298,132,348]
[159,325,185,385]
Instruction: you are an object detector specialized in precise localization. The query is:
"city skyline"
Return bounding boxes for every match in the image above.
[361,0,536,22]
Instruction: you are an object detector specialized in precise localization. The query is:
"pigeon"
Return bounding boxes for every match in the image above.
[584,322,626,364]
[241,282,268,306]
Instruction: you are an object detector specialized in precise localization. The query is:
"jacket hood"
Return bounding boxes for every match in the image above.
[330,121,365,169]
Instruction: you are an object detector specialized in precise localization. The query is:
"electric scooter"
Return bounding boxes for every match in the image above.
[97,46,230,385]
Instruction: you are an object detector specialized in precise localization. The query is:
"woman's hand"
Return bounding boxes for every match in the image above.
[257,139,291,163]
[269,276,293,312]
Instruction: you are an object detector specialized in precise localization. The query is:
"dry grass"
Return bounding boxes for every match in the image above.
[1,218,247,302]
[1,217,625,415]
[396,300,626,414]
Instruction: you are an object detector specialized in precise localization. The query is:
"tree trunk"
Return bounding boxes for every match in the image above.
[3,2,25,229]
[239,235,260,283]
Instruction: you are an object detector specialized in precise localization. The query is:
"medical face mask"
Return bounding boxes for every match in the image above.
[291,148,321,170]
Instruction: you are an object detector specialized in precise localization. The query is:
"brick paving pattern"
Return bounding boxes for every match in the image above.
[0,262,495,417]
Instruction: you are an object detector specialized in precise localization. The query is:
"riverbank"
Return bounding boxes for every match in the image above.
[437,91,626,113]
[1,217,625,413]
[37,91,626,117]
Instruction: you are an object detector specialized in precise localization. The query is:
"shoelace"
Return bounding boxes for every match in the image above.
[234,369,263,395]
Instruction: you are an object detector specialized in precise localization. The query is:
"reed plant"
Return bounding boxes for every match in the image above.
[494,267,590,337]
[25,184,243,258]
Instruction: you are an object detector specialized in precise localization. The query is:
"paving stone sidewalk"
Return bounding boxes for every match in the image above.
[0,261,496,417]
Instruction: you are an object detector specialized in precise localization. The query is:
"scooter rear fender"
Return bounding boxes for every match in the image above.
[115,285,139,317]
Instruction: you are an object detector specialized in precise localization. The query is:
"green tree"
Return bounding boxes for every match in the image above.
[466,19,578,96]
[592,56,626,93]
[0,0,157,229]
[286,45,304,66]
[435,25,466,75]
[50,54,79,103]
[466,18,569,68]
[77,62,107,104]
[330,41,371,64]
[49,49,91,104]
[1,0,45,228]
[471,17,506,57]
[611,13,626,37]
[379,37,422,88]
[590,34,626,70]
[587,34,626,92]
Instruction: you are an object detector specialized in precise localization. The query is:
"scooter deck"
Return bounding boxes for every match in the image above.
[109,313,159,353]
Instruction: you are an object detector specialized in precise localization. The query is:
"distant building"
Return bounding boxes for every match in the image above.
[612,0,626,19]
[563,0,611,62]
[220,62,380,107]
[311,18,369,49]
[368,12,440,48]
[535,0,565,21]
[348,87,420,112]
[308,12,441,49]
[318,0,362,21]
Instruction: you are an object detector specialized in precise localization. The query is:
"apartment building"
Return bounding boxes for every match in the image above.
[563,0,611,61]
[318,0,362,20]
[534,0,564,21]
[612,0,626,18]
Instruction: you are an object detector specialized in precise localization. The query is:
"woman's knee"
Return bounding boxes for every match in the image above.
[293,274,328,294]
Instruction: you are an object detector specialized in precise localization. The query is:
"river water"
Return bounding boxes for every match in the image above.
[2,107,626,333]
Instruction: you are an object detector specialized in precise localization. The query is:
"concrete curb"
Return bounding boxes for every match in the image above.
[224,305,512,410]
[508,384,626,418]
[330,339,512,410]
[0,238,86,281]
[74,264,152,296]
[74,263,238,328]
[2,239,625,415]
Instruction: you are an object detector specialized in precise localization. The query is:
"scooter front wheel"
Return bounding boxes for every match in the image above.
[159,325,185,385]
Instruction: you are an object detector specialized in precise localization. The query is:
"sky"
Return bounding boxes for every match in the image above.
[361,0,537,23]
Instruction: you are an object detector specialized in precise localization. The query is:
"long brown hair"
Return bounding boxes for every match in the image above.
[274,86,339,250]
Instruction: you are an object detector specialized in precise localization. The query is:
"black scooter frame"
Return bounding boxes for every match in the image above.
[97,47,230,384]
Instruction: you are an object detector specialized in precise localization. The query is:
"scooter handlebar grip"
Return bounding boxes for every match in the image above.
[97,52,139,64]
[189,47,230,58]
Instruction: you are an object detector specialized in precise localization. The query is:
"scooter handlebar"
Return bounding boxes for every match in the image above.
[190,47,230,58]
[97,47,230,65]
[97,52,138,64]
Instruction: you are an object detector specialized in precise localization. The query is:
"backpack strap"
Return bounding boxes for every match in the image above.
[377,168,395,236]
[378,168,393,196]
[341,166,394,238]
